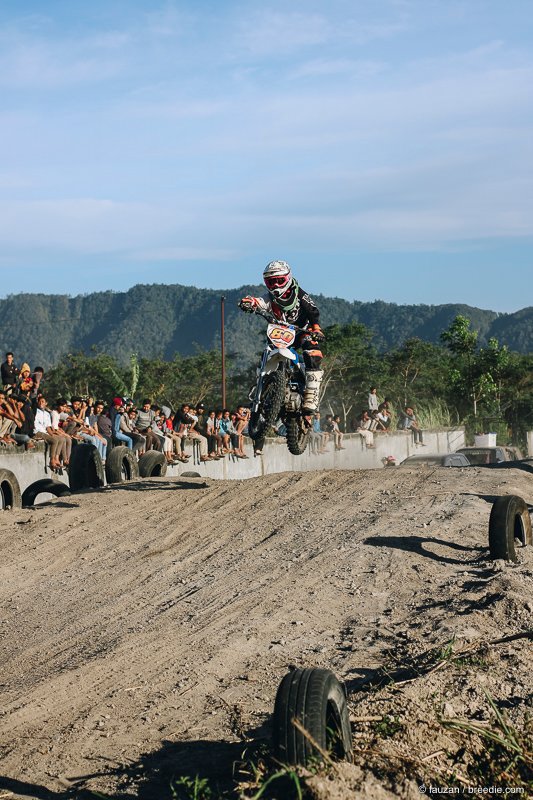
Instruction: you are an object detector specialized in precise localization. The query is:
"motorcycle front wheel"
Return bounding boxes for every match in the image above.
[248,369,286,441]
[286,416,310,455]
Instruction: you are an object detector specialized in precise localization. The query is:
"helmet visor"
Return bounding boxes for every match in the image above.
[265,274,290,291]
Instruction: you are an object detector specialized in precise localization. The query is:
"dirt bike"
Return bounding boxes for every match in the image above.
[240,305,323,456]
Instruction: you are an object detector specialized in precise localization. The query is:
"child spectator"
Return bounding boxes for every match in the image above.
[17,363,34,395]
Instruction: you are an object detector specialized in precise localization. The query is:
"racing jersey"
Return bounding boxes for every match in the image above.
[253,286,320,329]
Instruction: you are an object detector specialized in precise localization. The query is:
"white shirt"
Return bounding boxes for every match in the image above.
[34,407,52,434]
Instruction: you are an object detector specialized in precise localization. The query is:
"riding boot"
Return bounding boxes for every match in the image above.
[302,370,323,414]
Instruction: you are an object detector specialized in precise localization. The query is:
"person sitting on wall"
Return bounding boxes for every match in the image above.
[398,406,425,446]
[0,389,17,444]
[33,395,68,470]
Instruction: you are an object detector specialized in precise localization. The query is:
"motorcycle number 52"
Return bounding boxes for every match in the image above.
[267,325,296,347]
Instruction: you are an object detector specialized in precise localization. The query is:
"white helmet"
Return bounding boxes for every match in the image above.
[263,260,299,310]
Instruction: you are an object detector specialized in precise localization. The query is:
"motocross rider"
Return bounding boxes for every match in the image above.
[239,261,325,415]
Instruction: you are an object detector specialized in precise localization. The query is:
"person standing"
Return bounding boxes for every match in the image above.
[1,353,18,391]
[368,387,379,412]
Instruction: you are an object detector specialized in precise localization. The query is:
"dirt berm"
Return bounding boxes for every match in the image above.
[0,467,531,799]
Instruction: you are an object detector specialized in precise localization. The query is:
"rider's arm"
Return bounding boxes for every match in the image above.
[239,295,270,314]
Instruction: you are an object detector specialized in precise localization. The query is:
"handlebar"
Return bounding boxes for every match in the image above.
[239,302,325,339]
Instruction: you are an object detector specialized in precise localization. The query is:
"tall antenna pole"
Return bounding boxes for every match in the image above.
[221,296,226,408]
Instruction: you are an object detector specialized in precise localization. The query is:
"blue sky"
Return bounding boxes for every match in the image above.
[0,0,532,312]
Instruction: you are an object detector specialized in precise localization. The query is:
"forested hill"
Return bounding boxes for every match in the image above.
[1,283,532,368]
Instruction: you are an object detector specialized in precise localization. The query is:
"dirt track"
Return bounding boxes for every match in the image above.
[0,467,531,799]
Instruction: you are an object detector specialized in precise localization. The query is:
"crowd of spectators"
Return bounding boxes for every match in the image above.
[313,388,426,452]
[1,353,426,467]
[0,351,256,471]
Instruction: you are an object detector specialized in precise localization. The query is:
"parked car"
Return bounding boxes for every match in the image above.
[457,446,522,465]
[400,453,471,468]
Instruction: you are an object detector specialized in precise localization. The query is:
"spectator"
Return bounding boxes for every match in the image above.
[218,409,233,453]
[332,415,345,450]
[186,405,212,462]
[356,409,375,448]
[30,367,45,401]
[68,396,107,461]
[17,363,34,396]
[95,401,113,454]
[173,404,195,461]
[309,411,323,454]
[33,395,68,469]
[121,406,146,454]
[5,393,35,449]
[321,414,335,452]
[398,406,425,446]
[233,406,250,458]
[207,410,224,457]
[0,389,17,444]
[156,406,178,465]
[1,353,18,392]
[112,400,133,449]
[135,399,162,452]
[50,399,73,464]
[375,407,391,431]
[368,387,379,412]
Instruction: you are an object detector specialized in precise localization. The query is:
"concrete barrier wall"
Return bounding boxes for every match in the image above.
[0,427,465,494]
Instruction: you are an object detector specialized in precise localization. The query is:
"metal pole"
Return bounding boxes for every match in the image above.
[221,296,226,408]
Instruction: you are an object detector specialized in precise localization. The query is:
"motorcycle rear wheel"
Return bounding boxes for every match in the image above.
[249,370,286,441]
[286,416,310,455]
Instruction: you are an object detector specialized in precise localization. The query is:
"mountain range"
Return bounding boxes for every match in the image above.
[1,283,532,368]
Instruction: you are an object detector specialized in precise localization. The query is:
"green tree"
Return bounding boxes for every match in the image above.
[322,322,382,428]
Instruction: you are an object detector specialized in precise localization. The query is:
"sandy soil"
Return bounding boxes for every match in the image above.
[0,467,531,799]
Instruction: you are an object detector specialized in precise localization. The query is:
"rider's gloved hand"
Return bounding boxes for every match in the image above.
[239,296,258,313]
[309,323,325,342]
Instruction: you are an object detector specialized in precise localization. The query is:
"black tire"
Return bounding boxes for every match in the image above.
[22,479,71,508]
[138,450,168,478]
[286,417,310,456]
[273,668,353,767]
[0,469,22,510]
[68,443,105,492]
[105,446,139,484]
[249,370,286,441]
[489,495,532,562]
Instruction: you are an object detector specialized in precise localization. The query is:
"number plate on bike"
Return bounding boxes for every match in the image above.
[267,324,296,348]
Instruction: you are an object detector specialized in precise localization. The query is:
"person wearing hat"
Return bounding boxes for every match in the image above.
[17,363,34,395]
[112,398,133,449]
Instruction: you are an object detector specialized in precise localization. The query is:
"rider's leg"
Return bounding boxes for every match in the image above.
[301,342,324,414]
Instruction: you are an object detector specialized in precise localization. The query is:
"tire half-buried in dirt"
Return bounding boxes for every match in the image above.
[138,450,168,478]
[273,667,353,767]
[248,370,286,441]
[105,446,139,484]
[68,443,105,492]
[0,469,22,510]
[489,494,532,562]
[22,479,71,508]
[286,416,310,455]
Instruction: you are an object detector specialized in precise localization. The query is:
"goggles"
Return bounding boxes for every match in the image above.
[265,275,290,290]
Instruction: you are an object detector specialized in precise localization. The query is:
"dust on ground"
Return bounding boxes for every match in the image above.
[0,467,531,799]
